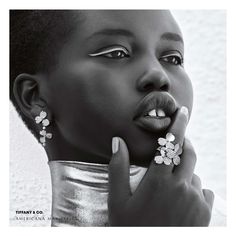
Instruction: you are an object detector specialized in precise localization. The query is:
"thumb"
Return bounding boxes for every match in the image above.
[108,137,131,207]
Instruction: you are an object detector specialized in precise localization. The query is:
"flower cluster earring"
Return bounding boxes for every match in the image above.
[35,111,52,146]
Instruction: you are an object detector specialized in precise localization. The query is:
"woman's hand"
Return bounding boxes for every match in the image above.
[108,108,214,226]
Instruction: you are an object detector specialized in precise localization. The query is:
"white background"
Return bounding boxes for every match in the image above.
[9,10,226,226]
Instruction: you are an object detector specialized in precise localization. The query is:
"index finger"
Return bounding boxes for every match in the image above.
[146,106,189,177]
[169,106,189,146]
[174,138,196,180]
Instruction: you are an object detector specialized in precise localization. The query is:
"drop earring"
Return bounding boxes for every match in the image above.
[35,110,52,146]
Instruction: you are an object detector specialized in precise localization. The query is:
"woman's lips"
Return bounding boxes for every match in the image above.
[134,115,171,133]
[133,91,176,133]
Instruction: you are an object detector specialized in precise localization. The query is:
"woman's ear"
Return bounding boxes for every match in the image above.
[13,73,46,121]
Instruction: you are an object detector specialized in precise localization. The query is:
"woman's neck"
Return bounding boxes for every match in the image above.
[45,132,110,163]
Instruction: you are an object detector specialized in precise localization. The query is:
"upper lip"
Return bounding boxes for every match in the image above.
[133,92,177,120]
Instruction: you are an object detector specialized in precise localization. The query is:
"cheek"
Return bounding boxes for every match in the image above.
[46,62,194,164]
[171,72,193,114]
[47,62,134,156]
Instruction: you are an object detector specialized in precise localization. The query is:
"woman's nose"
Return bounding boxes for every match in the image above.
[136,62,170,92]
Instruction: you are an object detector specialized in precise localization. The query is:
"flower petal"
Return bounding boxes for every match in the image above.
[173,156,181,165]
[158,138,167,146]
[46,133,52,139]
[40,136,45,143]
[174,143,179,152]
[154,156,164,164]
[160,149,165,156]
[166,149,175,159]
[40,111,47,119]
[176,146,183,155]
[163,157,172,165]
[166,142,174,150]
[166,133,175,142]
[35,116,42,124]
[42,119,50,127]
[40,130,46,136]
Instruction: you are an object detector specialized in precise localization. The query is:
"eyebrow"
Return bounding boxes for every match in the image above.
[86,29,133,40]
[161,32,184,44]
[86,28,184,44]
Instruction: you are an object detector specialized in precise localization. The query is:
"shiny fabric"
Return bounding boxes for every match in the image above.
[48,161,147,226]
[48,160,224,226]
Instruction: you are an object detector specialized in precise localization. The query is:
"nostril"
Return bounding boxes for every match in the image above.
[142,83,169,92]
[143,83,153,91]
[160,84,169,91]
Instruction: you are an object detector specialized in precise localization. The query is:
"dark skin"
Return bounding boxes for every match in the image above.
[14,10,192,165]
[109,110,214,226]
[13,10,214,225]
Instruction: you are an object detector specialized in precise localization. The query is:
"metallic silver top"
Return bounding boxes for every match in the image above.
[48,161,147,226]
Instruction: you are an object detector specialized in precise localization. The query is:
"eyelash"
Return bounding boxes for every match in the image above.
[89,47,130,59]
[89,47,184,66]
[160,53,184,66]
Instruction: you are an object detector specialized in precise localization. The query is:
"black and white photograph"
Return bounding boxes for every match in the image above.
[9,8,226,227]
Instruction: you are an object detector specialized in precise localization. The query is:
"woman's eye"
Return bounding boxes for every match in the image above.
[89,47,130,59]
[160,53,184,66]
[104,50,129,59]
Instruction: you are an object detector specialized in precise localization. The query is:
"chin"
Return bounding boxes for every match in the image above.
[116,124,165,166]
[130,147,156,166]
[126,134,158,166]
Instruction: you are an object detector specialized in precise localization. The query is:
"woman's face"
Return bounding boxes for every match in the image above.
[44,10,193,165]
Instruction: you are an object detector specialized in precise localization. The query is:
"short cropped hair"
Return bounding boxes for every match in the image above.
[10,10,82,137]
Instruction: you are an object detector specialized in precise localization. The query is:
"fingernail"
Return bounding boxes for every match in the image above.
[112,137,119,154]
[180,106,189,120]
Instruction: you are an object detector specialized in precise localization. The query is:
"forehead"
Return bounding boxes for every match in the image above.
[78,10,182,41]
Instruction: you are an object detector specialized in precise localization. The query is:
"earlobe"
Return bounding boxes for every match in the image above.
[13,73,44,120]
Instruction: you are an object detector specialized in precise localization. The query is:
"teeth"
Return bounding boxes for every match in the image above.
[147,108,166,117]
[157,109,166,117]
[147,109,157,117]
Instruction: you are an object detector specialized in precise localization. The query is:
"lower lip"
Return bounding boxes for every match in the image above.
[134,116,171,133]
